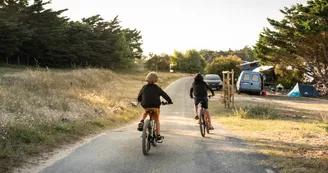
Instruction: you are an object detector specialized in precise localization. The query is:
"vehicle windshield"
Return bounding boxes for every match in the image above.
[205,75,221,80]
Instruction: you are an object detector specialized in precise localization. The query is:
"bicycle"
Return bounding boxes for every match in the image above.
[198,95,213,137]
[141,101,170,155]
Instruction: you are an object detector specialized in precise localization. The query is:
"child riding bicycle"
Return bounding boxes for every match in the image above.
[137,72,173,143]
[190,73,215,130]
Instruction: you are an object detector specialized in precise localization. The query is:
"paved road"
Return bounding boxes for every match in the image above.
[39,77,275,173]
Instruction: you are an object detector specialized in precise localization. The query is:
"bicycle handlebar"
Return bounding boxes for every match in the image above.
[161,101,173,105]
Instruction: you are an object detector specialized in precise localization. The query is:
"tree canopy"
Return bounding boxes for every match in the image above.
[0,0,143,68]
[206,55,242,78]
[253,0,328,95]
[171,49,206,73]
[200,46,255,63]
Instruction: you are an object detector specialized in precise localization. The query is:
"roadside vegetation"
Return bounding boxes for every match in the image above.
[0,66,184,173]
[211,95,328,173]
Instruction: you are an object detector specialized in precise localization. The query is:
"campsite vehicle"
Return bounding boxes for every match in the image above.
[288,83,319,97]
[236,71,263,95]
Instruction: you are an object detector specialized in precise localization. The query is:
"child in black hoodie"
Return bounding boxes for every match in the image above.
[137,72,173,143]
[190,73,215,130]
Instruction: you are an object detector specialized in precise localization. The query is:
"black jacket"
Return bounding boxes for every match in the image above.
[190,81,214,98]
[137,84,172,108]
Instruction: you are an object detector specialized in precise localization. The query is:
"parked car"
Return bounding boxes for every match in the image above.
[236,71,263,95]
[204,74,223,90]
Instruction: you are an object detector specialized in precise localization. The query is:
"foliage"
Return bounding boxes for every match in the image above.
[200,46,255,63]
[0,0,143,69]
[171,49,206,73]
[206,55,242,77]
[253,0,328,95]
[144,53,170,71]
[274,65,304,89]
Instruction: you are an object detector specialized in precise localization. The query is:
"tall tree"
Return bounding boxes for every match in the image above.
[253,0,328,95]
[0,0,143,68]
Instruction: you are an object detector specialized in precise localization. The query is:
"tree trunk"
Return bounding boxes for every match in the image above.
[17,57,20,65]
[6,57,8,64]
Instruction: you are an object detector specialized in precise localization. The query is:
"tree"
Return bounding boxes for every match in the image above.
[144,53,170,71]
[113,32,132,68]
[170,49,206,73]
[0,0,144,68]
[200,47,255,63]
[206,55,242,78]
[253,0,328,95]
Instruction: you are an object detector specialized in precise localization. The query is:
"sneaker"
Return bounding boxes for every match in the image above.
[209,126,214,130]
[157,135,164,143]
[137,121,144,131]
[194,115,199,120]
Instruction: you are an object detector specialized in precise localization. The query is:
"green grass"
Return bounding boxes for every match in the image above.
[210,98,328,173]
[0,67,183,173]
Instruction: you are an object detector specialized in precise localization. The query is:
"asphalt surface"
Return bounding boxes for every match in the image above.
[39,77,276,173]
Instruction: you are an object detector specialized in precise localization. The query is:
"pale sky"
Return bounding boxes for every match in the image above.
[47,0,306,55]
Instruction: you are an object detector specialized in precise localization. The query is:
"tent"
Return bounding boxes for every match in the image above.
[287,83,320,98]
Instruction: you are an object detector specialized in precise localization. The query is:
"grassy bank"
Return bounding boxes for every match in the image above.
[210,96,328,173]
[0,66,184,173]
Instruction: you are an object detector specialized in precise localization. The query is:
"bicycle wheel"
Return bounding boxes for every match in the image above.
[142,120,151,155]
[199,110,205,137]
[152,122,157,147]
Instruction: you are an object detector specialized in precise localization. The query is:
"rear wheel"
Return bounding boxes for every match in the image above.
[199,110,205,137]
[206,117,210,134]
[152,122,157,147]
[142,120,151,155]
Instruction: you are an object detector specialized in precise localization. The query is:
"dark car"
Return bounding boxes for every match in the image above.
[204,74,222,90]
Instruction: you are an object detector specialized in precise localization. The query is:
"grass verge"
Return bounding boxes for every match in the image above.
[0,66,184,173]
[210,97,328,173]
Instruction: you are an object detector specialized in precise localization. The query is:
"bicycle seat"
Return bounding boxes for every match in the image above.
[146,110,154,114]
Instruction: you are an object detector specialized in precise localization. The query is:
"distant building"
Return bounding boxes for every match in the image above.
[239,61,260,71]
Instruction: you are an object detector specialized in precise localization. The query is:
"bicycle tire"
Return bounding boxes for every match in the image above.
[142,120,151,155]
[199,110,205,137]
[152,122,157,147]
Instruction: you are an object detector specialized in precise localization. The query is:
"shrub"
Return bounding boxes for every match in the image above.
[234,104,279,119]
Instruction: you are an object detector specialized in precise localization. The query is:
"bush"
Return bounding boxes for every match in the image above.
[144,54,170,72]
[206,55,242,78]
[170,50,206,73]
[234,104,279,119]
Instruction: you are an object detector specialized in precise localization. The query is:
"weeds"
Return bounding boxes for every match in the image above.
[233,107,248,118]
[320,113,328,124]
[233,104,279,119]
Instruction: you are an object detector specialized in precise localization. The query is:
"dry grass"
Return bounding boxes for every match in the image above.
[210,97,328,173]
[0,66,184,173]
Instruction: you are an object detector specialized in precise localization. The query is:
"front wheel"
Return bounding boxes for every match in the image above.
[142,120,151,155]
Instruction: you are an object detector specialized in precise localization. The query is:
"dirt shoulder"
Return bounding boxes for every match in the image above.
[211,93,328,173]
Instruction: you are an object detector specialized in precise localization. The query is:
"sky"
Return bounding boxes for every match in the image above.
[47,0,307,55]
